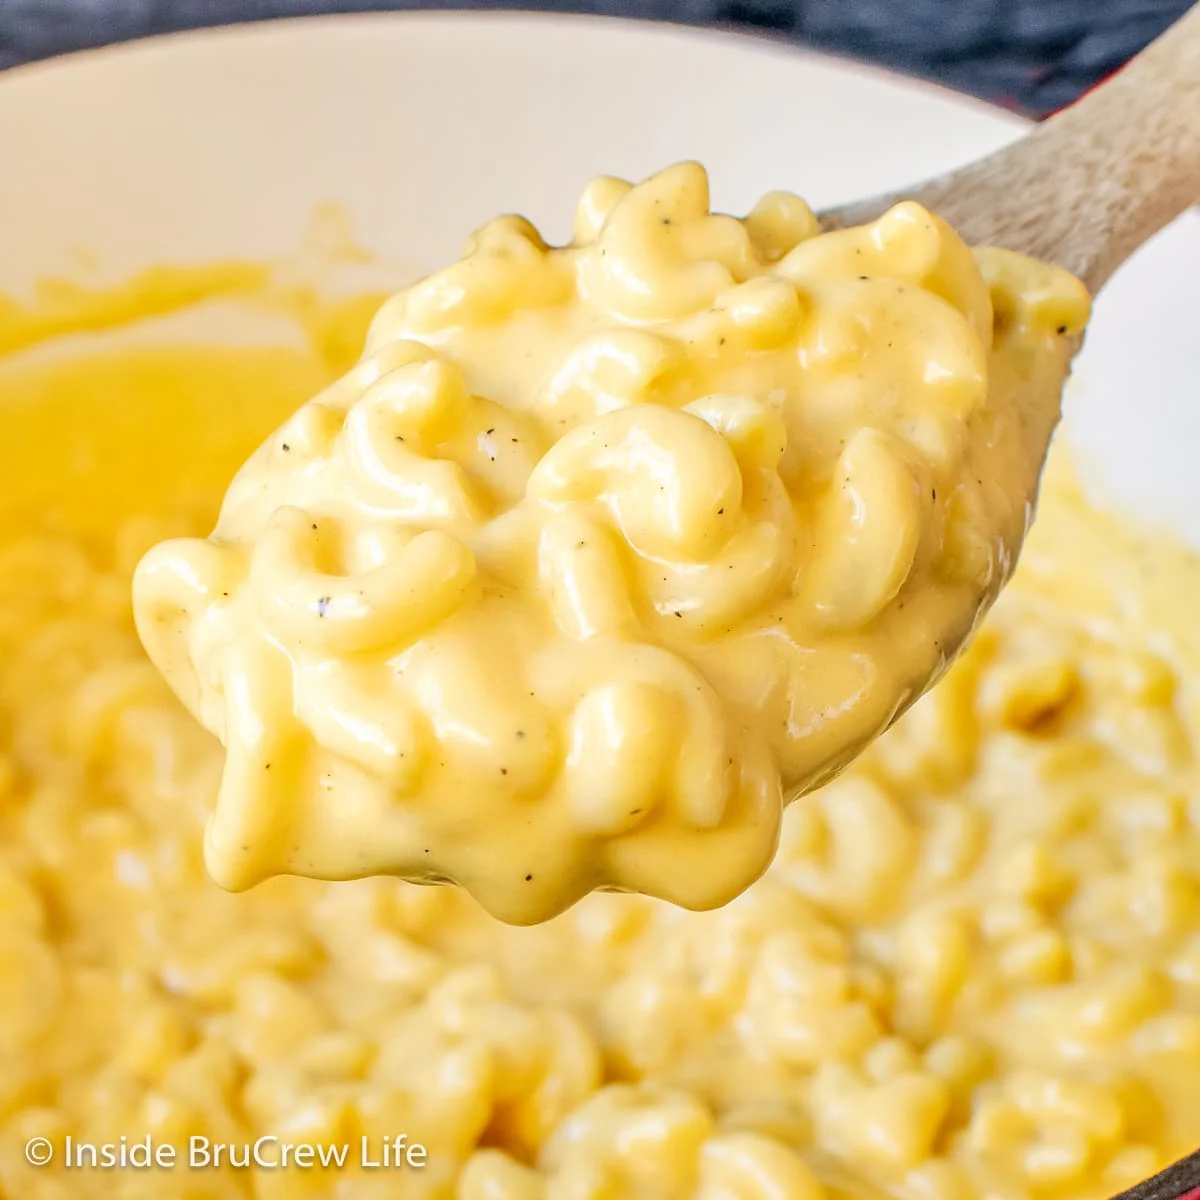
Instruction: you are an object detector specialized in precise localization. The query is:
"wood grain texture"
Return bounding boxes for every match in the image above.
[820,0,1200,293]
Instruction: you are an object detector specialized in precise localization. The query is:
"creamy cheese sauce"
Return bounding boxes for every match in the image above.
[1,229,1197,1199]
[130,165,1090,923]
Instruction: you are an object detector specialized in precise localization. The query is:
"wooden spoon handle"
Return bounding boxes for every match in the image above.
[820,2,1200,293]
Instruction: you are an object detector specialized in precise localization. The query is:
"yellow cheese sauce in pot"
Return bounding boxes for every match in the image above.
[1,209,1199,1199]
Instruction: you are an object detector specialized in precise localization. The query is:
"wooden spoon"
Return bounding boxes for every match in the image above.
[818,1,1200,295]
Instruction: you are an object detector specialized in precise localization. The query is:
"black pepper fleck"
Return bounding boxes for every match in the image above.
[717,507,724,515]
[525,874,533,882]
[316,596,331,617]
[500,767,508,775]
[486,427,495,435]
[282,443,291,452]
[1057,325,1067,334]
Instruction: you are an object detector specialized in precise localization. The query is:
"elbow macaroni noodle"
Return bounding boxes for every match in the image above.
[131,164,1090,922]
[1,246,1200,1200]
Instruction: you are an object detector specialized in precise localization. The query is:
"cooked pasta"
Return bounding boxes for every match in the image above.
[132,165,1090,923]
[0,253,1197,1200]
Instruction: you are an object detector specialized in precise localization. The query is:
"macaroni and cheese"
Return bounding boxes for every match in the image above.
[0,250,1198,1200]
[131,165,1091,923]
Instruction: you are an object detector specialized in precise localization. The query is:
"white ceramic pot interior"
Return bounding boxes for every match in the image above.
[2,14,1196,548]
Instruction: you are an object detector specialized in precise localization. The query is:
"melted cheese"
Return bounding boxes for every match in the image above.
[0,246,1197,1200]
[130,165,1090,923]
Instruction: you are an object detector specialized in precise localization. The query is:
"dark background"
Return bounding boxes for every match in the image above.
[0,0,1193,117]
